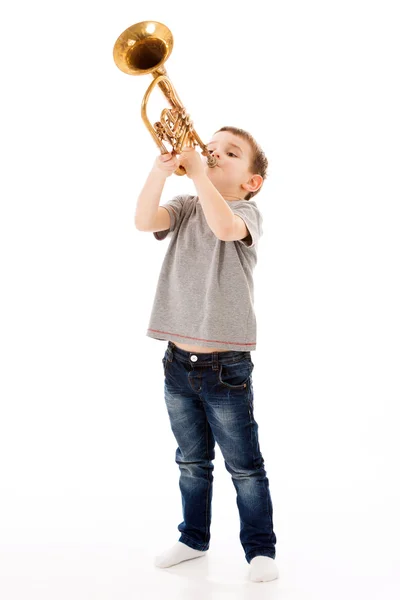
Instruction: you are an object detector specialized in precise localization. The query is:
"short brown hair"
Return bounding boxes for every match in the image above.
[214,126,268,200]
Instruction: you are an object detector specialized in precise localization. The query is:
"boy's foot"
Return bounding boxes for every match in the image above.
[249,556,279,582]
[154,541,207,568]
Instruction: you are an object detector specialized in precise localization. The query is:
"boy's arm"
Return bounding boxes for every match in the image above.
[178,147,235,239]
[192,173,235,240]
[134,154,177,230]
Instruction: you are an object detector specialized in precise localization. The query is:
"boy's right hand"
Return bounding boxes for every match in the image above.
[152,152,179,177]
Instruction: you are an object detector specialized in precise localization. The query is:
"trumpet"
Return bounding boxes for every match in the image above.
[113,20,217,176]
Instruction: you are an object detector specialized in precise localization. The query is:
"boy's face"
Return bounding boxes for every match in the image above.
[203,131,260,200]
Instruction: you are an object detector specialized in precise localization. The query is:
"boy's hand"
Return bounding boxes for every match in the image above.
[152,152,179,177]
[178,147,205,180]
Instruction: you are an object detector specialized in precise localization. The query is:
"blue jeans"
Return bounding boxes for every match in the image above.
[162,341,277,563]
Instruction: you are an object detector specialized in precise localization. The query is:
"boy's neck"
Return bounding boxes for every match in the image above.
[221,193,247,202]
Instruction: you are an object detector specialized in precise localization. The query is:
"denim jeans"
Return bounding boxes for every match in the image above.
[162,341,277,563]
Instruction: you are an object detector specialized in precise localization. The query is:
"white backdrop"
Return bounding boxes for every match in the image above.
[1,0,399,598]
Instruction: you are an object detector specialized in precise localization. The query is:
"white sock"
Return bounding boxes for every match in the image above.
[154,541,207,568]
[249,556,279,582]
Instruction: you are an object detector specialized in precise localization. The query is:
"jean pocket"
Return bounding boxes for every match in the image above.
[218,359,253,389]
[162,354,173,377]
[162,356,168,376]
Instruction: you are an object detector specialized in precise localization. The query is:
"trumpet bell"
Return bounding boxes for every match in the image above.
[113,21,173,76]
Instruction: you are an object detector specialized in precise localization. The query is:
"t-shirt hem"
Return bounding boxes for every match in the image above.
[146,329,256,351]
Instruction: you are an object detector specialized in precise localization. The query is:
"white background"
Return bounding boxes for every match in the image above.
[1,0,399,598]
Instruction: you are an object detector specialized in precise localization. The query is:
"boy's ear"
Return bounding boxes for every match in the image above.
[242,174,263,194]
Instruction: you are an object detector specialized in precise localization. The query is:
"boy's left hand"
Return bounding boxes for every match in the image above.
[178,147,205,179]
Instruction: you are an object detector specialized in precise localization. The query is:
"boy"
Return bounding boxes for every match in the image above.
[135,127,278,583]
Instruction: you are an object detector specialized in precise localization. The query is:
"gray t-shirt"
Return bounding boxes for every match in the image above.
[146,194,263,351]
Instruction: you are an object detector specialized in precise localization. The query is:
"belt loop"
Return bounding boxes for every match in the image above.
[212,351,219,371]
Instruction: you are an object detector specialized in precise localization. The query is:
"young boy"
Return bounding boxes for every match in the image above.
[135,127,278,583]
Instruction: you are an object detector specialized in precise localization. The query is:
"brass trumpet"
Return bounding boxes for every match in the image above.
[113,20,217,176]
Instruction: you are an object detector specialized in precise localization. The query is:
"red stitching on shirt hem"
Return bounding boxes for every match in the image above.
[147,328,255,346]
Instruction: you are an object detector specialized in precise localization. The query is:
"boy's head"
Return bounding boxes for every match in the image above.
[204,126,268,201]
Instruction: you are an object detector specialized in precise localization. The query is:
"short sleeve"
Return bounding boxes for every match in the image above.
[231,200,263,248]
[153,195,186,241]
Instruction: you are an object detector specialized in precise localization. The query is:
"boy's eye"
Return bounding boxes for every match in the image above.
[227,152,237,157]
